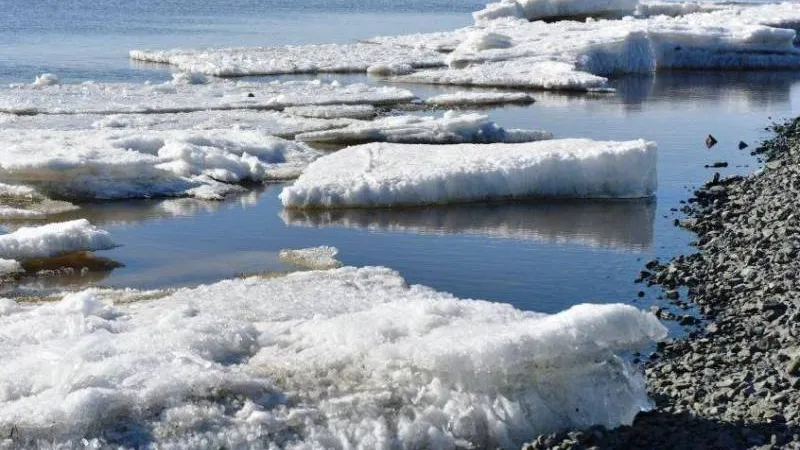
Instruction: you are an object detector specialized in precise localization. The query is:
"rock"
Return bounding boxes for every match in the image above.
[739,141,749,150]
[705,161,728,168]
[705,134,718,148]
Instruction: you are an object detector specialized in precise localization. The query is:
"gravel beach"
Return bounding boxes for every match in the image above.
[525,117,800,450]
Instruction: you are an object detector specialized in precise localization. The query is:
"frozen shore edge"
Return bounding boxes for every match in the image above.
[524,117,800,448]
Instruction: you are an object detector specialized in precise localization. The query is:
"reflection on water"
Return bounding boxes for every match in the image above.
[282,200,655,251]
[1,252,122,296]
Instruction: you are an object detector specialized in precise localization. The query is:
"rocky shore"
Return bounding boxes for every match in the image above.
[526,117,800,449]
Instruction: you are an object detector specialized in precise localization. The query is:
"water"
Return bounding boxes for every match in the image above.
[2,0,799,314]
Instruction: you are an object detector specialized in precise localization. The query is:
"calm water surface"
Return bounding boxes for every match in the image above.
[2,0,798,314]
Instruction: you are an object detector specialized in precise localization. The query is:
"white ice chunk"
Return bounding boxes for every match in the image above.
[474,0,638,23]
[0,266,666,448]
[0,79,416,115]
[0,219,115,261]
[278,246,342,269]
[425,91,535,106]
[0,129,322,200]
[0,259,23,276]
[130,42,444,77]
[295,111,552,145]
[170,72,209,85]
[280,138,656,208]
[32,73,59,87]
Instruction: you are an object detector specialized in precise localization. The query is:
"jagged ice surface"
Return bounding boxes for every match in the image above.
[294,111,552,145]
[0,129,322,200]
[0,266,666,449]
[281,138,657,208]
[0,219,115,262]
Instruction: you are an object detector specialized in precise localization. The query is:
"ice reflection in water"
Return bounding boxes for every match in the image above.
[282,200,655,252]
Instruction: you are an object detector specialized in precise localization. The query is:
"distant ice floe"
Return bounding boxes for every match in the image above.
[0,219,115,278]
[127,3,800,92]
[0,266,666,448]
[130,42,444,76]
[0,79,415,115]
[281,200,655,251]
[281,138,657,208]
[473,0,638,23]
[294,111,552,145]
[425,91,535,107]
[278,245,342,269]
[0,129,322,201]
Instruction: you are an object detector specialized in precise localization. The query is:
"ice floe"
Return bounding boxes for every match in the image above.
[0,110,355,138]
[0,219,115,265]
[130,42,444,76]
[281,200,655,250]
[0,266,666,448]
[295,110,552,145]
[0,79,416,115]
[125,4,800,92]
[0,130,322,200]
[425,91,535,107]
[278,245,342,269]
[281,138,657,208]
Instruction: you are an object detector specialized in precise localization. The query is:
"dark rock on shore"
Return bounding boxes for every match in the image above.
[524,117,800,449]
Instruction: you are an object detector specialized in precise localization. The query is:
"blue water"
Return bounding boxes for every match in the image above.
[2,0,799,314]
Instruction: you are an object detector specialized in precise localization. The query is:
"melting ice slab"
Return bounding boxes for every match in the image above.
[281,138,657,208]
[0,266,666,448]
[0,129,321,201]
[0,79,415,115]
[0,219,115,276]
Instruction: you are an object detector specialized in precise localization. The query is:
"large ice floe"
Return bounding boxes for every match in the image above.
[0,78,415,115]
[0,266,666,448]
[281,138,656,208]
[0,129,322,201]
[295,111,553,145]
[130,42,444,77]
[128,3,800,92]
[0,219,116,277]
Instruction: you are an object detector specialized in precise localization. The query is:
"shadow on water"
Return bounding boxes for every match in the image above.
[282,199,656,251]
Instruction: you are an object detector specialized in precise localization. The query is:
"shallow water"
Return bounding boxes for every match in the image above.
[2,0,799,314]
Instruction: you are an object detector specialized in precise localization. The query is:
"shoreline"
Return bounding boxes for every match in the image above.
[527,117,800,449]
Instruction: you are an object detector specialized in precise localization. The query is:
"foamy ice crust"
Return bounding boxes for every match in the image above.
[281,138,657,208]
[0,265,666,448]
[0,129,323,201]
[130,3,800,91]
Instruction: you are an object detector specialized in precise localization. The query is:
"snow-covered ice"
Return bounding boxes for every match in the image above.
[124,4,800,92]
[0,266,666,448]
[0,129,322,200]
[278,245,342,269]
[295,111,552,145]
[130,42,444,76]
[425,91,535,107]
[0,79,416,115]
[281,138,657,208]
[0,110,355,138]
[473,0,637,23]
[281,200,655,250]
[0,219,115,264]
